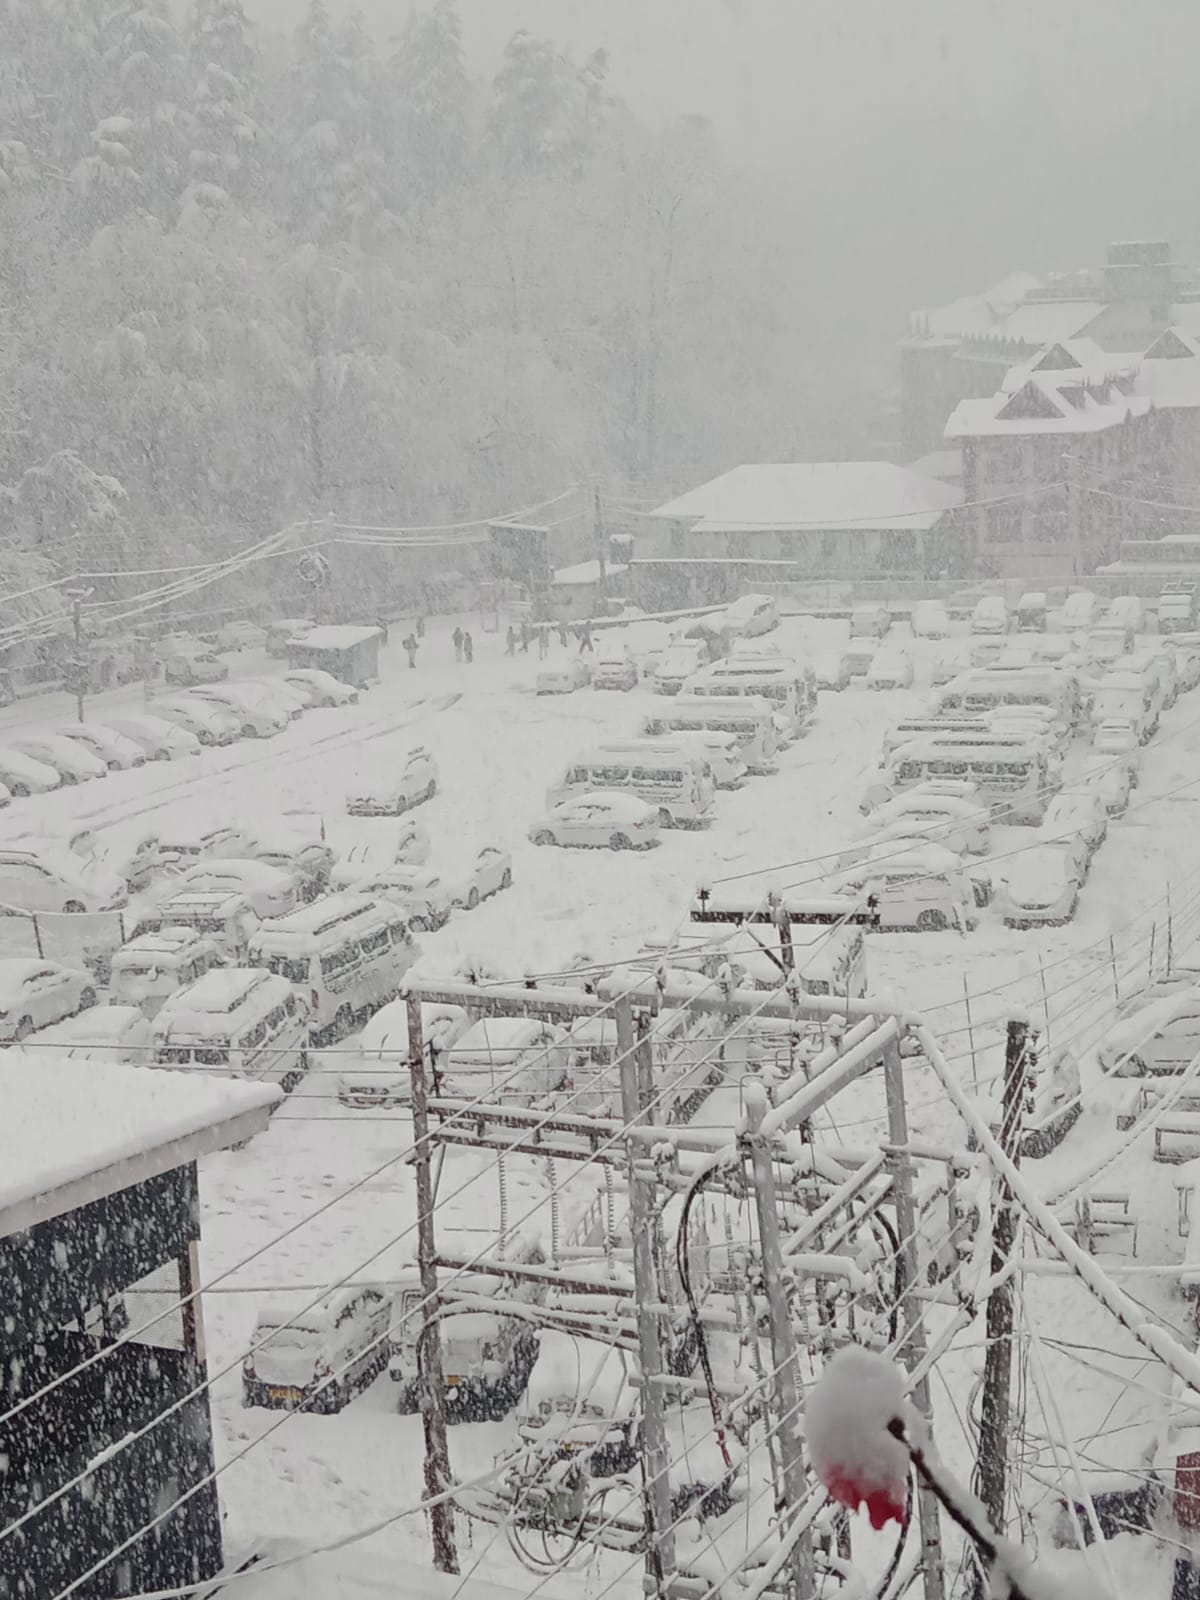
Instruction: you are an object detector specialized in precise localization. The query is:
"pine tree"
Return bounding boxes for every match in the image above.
[389,0,472,206]
[488,29,574,176]
[184,0,265,209]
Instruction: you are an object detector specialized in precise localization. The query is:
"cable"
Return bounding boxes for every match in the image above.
[328,486,583,536]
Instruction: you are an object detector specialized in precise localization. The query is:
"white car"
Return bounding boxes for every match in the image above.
[347,747,438,816]
[971,596,1009,635]
[153,824,259,872]
[149,695,241,746]
[251,822,334,898]
[844,640,878,679]
[27,1004,153,1064]
[450,846,513,910]
[1092,719,1139,756]
[813,653,852,692]
[536,659,591,695]
[8,735,107,784]
[216,620,268,652]
[930,654,965,688]
[1041,792,1108,865]
[1076,758,1131,816]
[359,866,454,930]
[1098,988,1200,1077]
[280,669,359,707]
[103,713,203,760]
[179,858,297,918]
[724,594,778,636]
[910,600,951,638]
[995,846,1081,928]
[337,999,470,1109]
[330,822,432,889]
[970,639,1006,668]
[0,844,127,913]
[866,647,915,690]
[654,643,708,694]
[592,653,639,691]
[242,1286,392,1412]
[0,958,98,1040]
[861,795,990,856]
[190,685,289,737]
[850,605,890,639]
[55,723,147,770]
[0,748,61,796]
[530,792,662,851]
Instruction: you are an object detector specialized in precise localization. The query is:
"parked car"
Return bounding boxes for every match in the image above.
[190,685,289,737]
[1016,593,1047,631]
[653,643,708,694]
[0,844,127,913]
[1058,591,1102,632]
[844,641,878,678]
[995,846,1082,928]
[449,845,513,909]
[970,638,1007,668]
[330,822,432,889]
[1041,792,1108,865]
[833,842,977,932]
[0,781,13,809]
[1074,759,1131,816]
[536,658,591,695]
[530,792,662,851]
[252,823,334,899]
[103,713,203,760]
[1098,988,1200,1076]
[149,695,241,746]
[163,647,230,687]
[592,652,639,691]
[8,735,107,784]
[813,652,852,692]
[55,723,147,771]
[850,605,890,639]
[0,748,61,796]
[442,1016,570,1103]
[265,618,315,658]
[337,1000,470,1109]
[860,792,990,856]
[153,824,259,872]
[347,747,438,815]
[360,865,454,930]
[1092,719,1139,756]
[242,1286,392,1411]
[0,958,98,1040]
[866,647,915,690]
[930,654,965,688]
[724,594,778,637]
[179,858,297,919]
[910,600,951,639]
[971,596,1009,635]
[216,620,268,652]
[279,669,359,707]
[27,1004,153,1064]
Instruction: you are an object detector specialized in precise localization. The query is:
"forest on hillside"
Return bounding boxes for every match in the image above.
[0,0,850,568]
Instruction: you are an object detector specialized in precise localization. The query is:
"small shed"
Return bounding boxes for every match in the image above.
[0,1055,277,1600]
[549,560,629,621]
[285,624,382,688]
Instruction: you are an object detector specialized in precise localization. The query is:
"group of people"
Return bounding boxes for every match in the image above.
[401,615,476,667]
[504,618,593,657]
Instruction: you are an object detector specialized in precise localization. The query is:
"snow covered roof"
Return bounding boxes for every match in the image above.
[906,449,963,483]
[290,626,381,650]
[551,560,630,586]
[649,463,962,533]
[0,1052,276,1236]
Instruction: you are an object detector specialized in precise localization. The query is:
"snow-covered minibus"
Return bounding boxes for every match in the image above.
[547,745,716,827]
[884,734,1056,824]
[638,693,778,773]
[684,657,815,738]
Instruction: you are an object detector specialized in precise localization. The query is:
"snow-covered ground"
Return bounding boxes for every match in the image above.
[9,612,1200,1595]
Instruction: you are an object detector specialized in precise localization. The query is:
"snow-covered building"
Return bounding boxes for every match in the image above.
[637,462,963,604]
[0,1056,276,1600]
[902,240,1200,458]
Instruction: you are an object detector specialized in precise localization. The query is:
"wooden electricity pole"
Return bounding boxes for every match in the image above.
[976,1018,1030,1579]
[407,998,459,1574]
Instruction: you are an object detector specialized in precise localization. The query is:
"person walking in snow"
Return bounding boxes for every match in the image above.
[537,625,549,659]
[452,626,464,663]
[578,619,594,654]
[416,614,426,640]
[519,621,532,653]
[463,630,474,663]
[557,620,569,647]
[505,625,517,657]
[402,633,418,669]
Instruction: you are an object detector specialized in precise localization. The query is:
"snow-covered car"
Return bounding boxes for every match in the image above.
[1075,758,1131,816]
[849,605,890,639]
[653,643,708,694]
[969,638,1006,668]
[242,1286,392,1411]
[530,792,662,851]
[1098,988,1200,1077]
[54,723,147,770]
[1041,792,1108,867]
[336,999,470,1109]
[536,659,591,695]
[592,652,638,691]
[1058,590,1102,632]
[813,652,852,692]
[1092,718,1139,756]
[163,647,229,686]
[724,594,778,637]
[443,1016,570,1102]
[26,1004,153,1064]
[930,654,966,688]
[0,781,13,809]
[279,669,359,707]
[190,685,289,737]
[1016,592,1048,631]
[266,618,314,658]
[251,823,334,898]
[860,790,990,855]
[866,647,914,690]
[358,866,454,930]
[0,748,61,796]
[833,842,978,932]
[844,640,878,678]
[910,600,951,638]
[0,958,98,1040]
[216,620,268,652]
[346,747,438,815]
[103,713,203,760]
[153,824,259,872]
[149,695,241,746]
[0,844,127,913]
[330,822,432,889]
[449,846,513,909]
[178,858,297,919]
[8,735,107,784]
[970,596,1009,635]
[995,846,1082,928]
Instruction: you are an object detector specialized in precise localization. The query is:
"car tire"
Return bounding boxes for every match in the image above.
[465,886,480,910]
[411,914,432,932]
[658,808,672,828]
[610,833,632,850]
[500,867,512,889]
[78,987,98,1010]
[9,783,28,797]
[424,781,437,802]
[61,772,78,785]
[531,830,555,847]
[14,1016,33,1040]
[63,900,86,914]
[915,909,947,932]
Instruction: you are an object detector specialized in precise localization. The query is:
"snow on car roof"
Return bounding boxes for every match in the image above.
[525,1331,634,1411]
[115,926,215,957]
[185,857,290,886]
[160,966,274,1013]
[1105,987,1200,1052]
[0,1051,276,1234]
[1005,845,1074,890]
[556,791,656,820]
[0,957,74,994]
[30,1006,147,1045]
[451,1016,552,1058]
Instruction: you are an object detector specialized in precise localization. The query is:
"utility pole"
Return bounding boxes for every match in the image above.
[406,998,459,1574]
[882,1039,946,1600]
[615,995,676,1596]
[742,1086,815,1600]
[975,1018,1030,1584]
[64,586,94,723]
[593,484,609,605]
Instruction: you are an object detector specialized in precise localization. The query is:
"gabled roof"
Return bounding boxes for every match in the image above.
[649,463,962,534]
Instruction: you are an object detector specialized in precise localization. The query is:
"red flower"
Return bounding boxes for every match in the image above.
[823,1465,908,1529]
